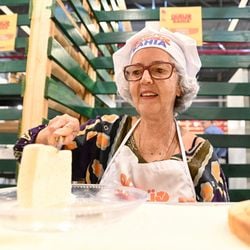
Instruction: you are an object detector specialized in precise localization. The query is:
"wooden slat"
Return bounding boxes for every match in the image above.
[198,82,250,96]
[80,106,250,121]
[73,81,250,96]
[202,7,250,19]
[93,81,117,94]
[203,31,250,42]
[180,107,250,120]
[69,0,111,57]
[200,134,250,148]
[48,99,80,119]
[45,78,93,118]
[17,14,30,26]
[0,60,27,73]
[229,190,250,202]
[0,133,18,144]
[0,108,22,120]
[0,84,22,96]
[94,7,250,22]
[94,31,250,44]
[20,0,53,134]
[0,121,19,133]
[90,55,250,69]
[15,37,28,49]
[48,38,114,107]
[52,2,87,46]
[0,160,17,172]
[0,0,30,5]
[200,55,250,69]
[221,164,250,178]
[48,38,95,91]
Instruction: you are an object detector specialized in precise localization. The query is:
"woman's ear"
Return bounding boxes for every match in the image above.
[176,82,182,97]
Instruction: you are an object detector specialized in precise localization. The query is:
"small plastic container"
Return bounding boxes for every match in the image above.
[0,184,147,232]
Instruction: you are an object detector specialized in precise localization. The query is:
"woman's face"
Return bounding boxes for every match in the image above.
[129,47,181,118]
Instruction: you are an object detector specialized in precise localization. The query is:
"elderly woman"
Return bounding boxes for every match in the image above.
[14,27,229,202]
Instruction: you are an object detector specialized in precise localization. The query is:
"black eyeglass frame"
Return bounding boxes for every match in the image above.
[123,61,175,81]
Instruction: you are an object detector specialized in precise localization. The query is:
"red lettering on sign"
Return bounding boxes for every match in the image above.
[171,14,192,23]
[0,21,10,30]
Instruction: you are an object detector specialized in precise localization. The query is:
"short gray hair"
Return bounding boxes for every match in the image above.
[171,58,200,114]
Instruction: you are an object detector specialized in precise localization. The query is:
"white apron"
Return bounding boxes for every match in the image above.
[100,119,196,202]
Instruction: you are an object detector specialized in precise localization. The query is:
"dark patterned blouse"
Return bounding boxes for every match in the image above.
[13,114,230,202]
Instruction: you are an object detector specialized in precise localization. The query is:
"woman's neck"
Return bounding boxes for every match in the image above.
[133,115,177,161]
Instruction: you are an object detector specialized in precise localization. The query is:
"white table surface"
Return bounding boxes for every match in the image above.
[0,203,249,250]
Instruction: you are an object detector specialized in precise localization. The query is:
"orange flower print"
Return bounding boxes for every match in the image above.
[200,182,214,202]
[102,114,119,123]
[96,132,110,150]
[64,141,77,150]
[148,189,169,202]
[86,131,97,141]
[120,173,133,187]
[211,161,221,183]
[91,159,104,178]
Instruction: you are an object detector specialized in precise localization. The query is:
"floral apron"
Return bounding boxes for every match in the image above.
[100,119,196,202]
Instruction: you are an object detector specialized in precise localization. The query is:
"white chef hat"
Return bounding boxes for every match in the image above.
[113,26,202,113]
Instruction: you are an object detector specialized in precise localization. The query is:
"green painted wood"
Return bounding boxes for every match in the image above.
[0,108,22,120]
[52,4,87,47]
[48,38,95,91]
[15,37,28,49]
[0,84,22,96]
[221,164,250,178]
[200,134,250,148]
[79,45,112,81]
[45,77,93,118]
[17,14,30,26]
[94,7,250,22]
[0,133,18,144]
[93,81,117,94]
[47,108,63,120]
[203,31,250,42]
[0,160,17,172]
[0,0,30,5]
[200,55,250,69]
[94,31,250,44]
[90,57,113,69]
[202,7,250,19]
[94,31,135,44]
[228,190,250,202]
[79,81,250,96]
[48,38,114,106]
[69,0,111,57]
[180,107,250,120]
[90,55,250,69]
[0,184,16,188]
[86,106,250,121]
[198,82,250,96]
[51,3,112,81]
[0,60,27,73]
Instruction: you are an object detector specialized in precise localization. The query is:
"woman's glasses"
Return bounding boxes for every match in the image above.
[124,62,175,81]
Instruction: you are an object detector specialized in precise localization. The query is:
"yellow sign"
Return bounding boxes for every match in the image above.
[160,7,203,46]
[0,14,18,51]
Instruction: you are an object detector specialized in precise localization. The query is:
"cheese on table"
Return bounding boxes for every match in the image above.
[17,144,72,208]
[228,200,250,246]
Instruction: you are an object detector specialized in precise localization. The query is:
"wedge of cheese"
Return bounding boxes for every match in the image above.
[17,144,72,208]
[228,200,250,246]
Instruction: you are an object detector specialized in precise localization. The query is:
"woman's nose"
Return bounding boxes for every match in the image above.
[140,69,153,84]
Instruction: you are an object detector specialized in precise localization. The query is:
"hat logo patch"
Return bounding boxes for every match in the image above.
[132,38,170,53]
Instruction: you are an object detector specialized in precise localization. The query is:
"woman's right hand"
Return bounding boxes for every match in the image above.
[35,114,80,149]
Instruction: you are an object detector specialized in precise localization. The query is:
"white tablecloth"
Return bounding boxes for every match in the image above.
[0,203,249,250]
